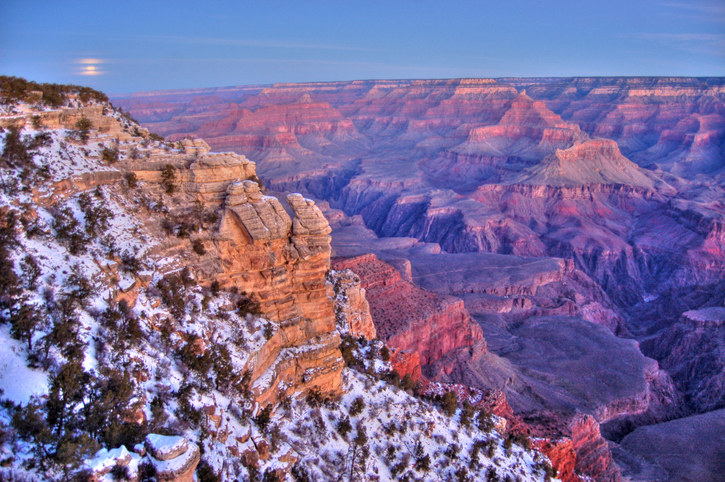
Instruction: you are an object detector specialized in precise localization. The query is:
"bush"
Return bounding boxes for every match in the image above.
[336,416,352,437]
[210,280,220,296]
[237,293,261,317]
[101,146,118,163]
[195,459,220,482]
[75,117,92,144]
[441,390,458,417]
[160,164,177,194]
[254,405,272,432]
[349,397,365,417]
[10,301,42,350]
[52,206,87,255]
[124,172,138,188]
[380,345,390,361]
[1,127,30,169]
[263,322,274,340]
[192,239,206,255]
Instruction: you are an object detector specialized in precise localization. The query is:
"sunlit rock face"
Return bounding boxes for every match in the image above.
[332,254,485,375]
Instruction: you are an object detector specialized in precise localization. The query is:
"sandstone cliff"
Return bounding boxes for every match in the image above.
[332,254,486,378]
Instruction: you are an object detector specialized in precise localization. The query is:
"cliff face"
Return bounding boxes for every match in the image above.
[331,254,485,376]
[139,163,343,407]
[642,307,725,413]
[7,102,345,407]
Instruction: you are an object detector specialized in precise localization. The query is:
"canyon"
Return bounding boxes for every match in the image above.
[0,84,557,481]
[115,77,725,481]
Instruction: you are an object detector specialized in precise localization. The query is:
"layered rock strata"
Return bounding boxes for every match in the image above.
[105,123,344,406]
[332,254,485,377]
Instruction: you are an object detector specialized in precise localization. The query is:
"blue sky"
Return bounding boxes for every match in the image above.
[1,1,724,94]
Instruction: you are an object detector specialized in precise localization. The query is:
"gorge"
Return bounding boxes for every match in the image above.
[115,77,725,481]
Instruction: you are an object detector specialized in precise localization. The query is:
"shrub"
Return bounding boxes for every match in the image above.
[21,254,41,290]
[78,193,112,237]
[74,117,92,144]
[349,397,365,417]
[263,322,274,340]
[339,335,360,368]
[416,453,431,472]
[101,146,118,163]
[380,345,390,361]
[254,405,272,432]
[178,336,213,376]
[211,344,234,392]
[210,280,220,296]
[1,127,30,168]
[124,172,138,188]
[236,293,261,317]
[160,164,177,194]
[401,374,417,392]
[192,239,206,255]
[10,301,42,350]
[441,390,458,417]
[52,206,87,255]
[460,401,474,427]
[477,409,495,432]
[336,416,352,437]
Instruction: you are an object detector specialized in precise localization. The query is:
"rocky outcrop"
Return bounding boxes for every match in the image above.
[122,146,344,408]
[570,415,621,481]
[328,268,376,340]
[533,438,578,482]
[331,254,485,375]
[210,185,342,405]
[642,306,725,413]
[145,435,200,482]
[528,412,621,482]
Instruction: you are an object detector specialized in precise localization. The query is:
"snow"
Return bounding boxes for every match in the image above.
[145,434,187,459]
[85,445,131,474]
[150,441,199,474]
[0,325,48,404]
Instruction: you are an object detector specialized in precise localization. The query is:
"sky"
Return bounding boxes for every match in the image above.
[1,0,724,95]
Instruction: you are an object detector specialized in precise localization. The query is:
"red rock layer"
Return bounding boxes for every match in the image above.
[331,254,485,370]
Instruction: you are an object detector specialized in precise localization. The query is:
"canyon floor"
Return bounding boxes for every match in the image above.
[116,77,725,481]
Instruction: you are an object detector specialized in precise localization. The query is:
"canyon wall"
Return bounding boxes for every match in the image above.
[114,77,725,481]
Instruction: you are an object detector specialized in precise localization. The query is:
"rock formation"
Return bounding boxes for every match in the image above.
[332,254,485,376]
